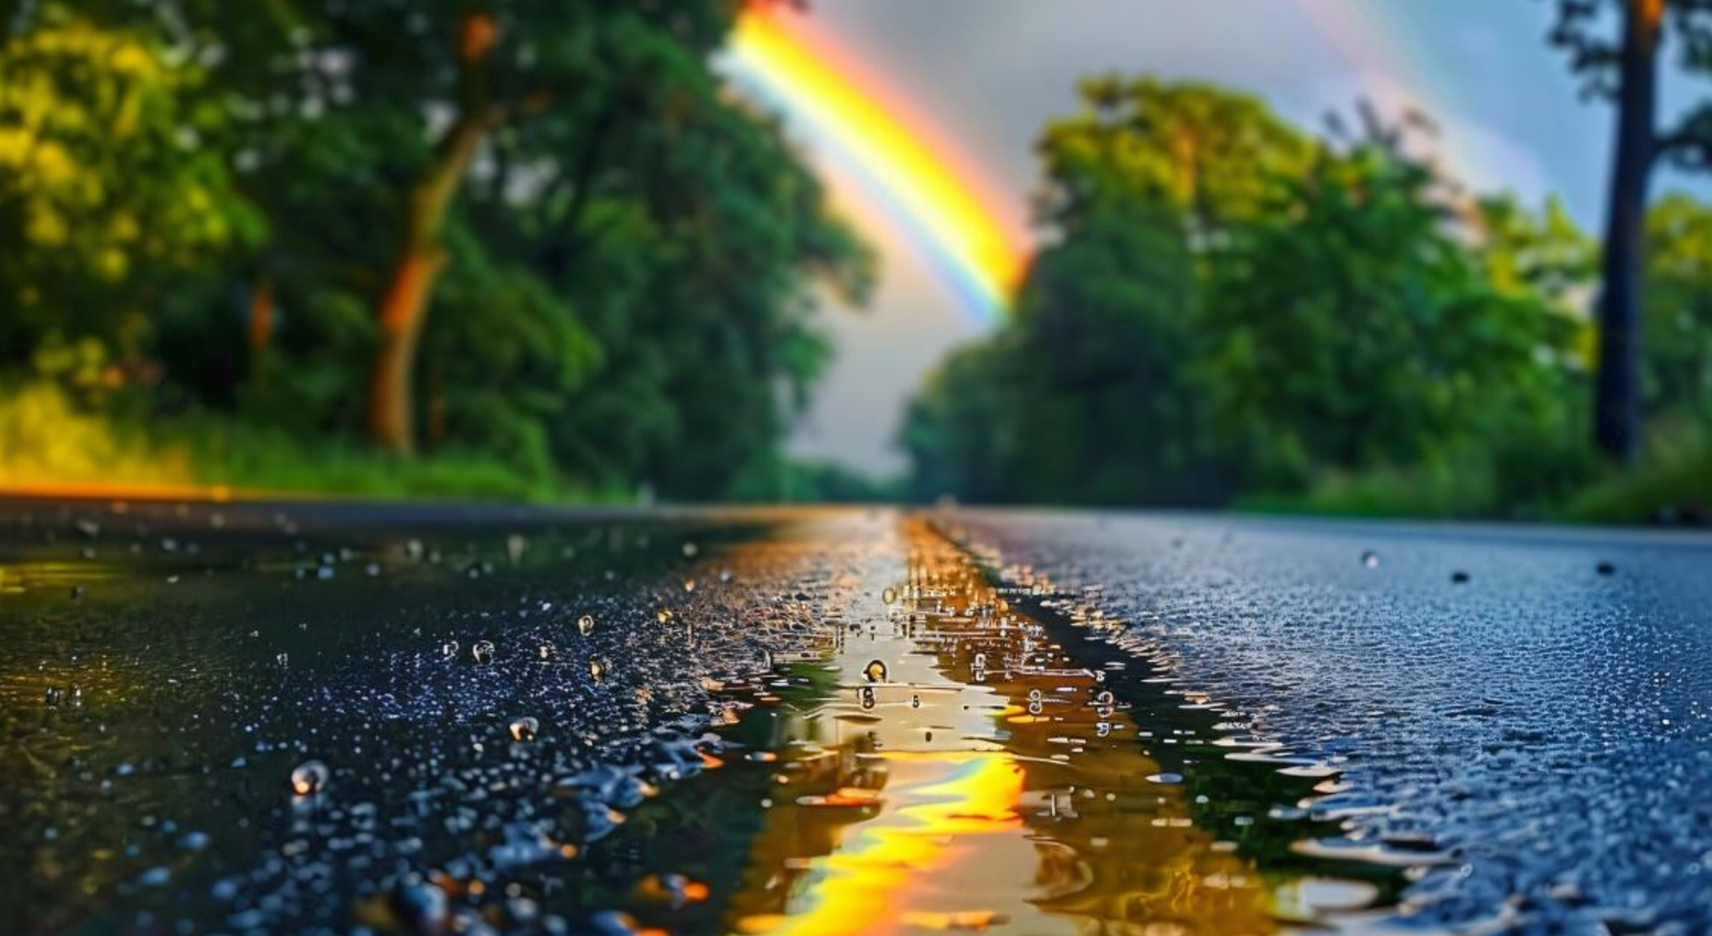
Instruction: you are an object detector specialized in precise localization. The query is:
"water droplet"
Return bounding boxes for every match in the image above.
[509,716,539,742]
[472,639,496,665]
[1361,551,1380,568]
[578,614,595,636]
[863,659,888,683]
[290,759,330,795]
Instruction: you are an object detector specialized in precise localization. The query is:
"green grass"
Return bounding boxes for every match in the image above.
[0,380,617,504]
[1556,417,1712,524]
[1233,423,1711,526]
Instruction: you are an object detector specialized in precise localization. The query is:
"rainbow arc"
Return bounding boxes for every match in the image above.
[726,4,1031,325]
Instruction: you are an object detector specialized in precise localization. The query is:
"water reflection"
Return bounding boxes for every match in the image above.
[715,519,1335,936]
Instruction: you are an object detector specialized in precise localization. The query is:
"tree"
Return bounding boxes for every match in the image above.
[1036,75,1315,245]
[1642,192,1712,422]
[903,80,1313,504]
[1199,141,1585,498]
[3,0,872,500]
[904,79,1592,512]
[1547,0,1712,459]
[0,13,258,368]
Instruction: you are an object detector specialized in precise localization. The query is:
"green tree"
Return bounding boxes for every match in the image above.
[1198,142,1584,497]
[1642,192,1712,422]
[0,14,257,368]
[904,79,1315,504]
[1036,75,1315,244]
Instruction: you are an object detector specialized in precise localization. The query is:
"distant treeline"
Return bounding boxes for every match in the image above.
[900,78,1712,520]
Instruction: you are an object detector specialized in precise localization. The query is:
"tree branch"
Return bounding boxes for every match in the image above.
[1654,103,1712,171]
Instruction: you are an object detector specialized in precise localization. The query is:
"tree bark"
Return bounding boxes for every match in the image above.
[247,277,275,392]
[1594,0,1663,462]
[367,12,500,455]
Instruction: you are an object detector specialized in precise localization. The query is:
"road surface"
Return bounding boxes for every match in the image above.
[1,499,1707,935]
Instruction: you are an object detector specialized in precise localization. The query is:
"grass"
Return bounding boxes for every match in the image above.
[6,378,1708,522]
[0,380,613,504]
[1231,424,1711,526]
[1556,418,1712,524]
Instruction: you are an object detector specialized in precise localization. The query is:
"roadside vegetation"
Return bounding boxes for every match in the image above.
[0,3,871,503]
[1,1,1708,521]
[901,78,1712,523]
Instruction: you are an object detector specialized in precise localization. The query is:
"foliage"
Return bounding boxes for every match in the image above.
[0,0,871,501]
[1197,143,1587,499]
[1642,192,1712,423]
[904,79,1620,516]
[905,80,1310,505]
[1558,413,1712,522]
[0,379,604,502]
[1036,76,1315,241]
[0,13,260,364]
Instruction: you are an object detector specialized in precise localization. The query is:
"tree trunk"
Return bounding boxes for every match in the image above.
[1594,0,1663,462]
[367,12,500,455]
[247,277,275,392]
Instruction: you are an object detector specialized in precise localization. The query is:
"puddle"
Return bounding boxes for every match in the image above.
[639,518,1405,935]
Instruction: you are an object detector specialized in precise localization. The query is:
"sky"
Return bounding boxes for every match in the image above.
[735,0,1703,476]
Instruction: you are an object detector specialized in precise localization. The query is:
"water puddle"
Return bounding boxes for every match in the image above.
[651,518,1401,935]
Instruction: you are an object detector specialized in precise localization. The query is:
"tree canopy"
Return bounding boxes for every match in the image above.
[0,0,872,499]
[902,78,1703,515]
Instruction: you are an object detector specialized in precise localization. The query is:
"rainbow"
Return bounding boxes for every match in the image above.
[725,4,1031,325]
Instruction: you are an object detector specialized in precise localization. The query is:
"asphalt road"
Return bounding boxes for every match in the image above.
[2,498,1707,936]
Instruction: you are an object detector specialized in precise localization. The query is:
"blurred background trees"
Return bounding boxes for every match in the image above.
[0,0,871,500]
[903,76,1710,518]
[0,2,1708,517]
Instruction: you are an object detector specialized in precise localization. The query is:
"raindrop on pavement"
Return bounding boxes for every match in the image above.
[290,760,330,796]
[472,640,496,665]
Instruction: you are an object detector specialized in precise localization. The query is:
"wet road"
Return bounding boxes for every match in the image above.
[2,500,1708,936]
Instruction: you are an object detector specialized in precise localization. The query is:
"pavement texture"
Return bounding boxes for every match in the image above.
[2,499,1708,936]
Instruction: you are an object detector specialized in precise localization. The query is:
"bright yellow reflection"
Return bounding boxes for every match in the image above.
[721,519,1283,936]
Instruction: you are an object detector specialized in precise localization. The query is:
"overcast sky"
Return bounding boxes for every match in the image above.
[764,1,1703,476]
